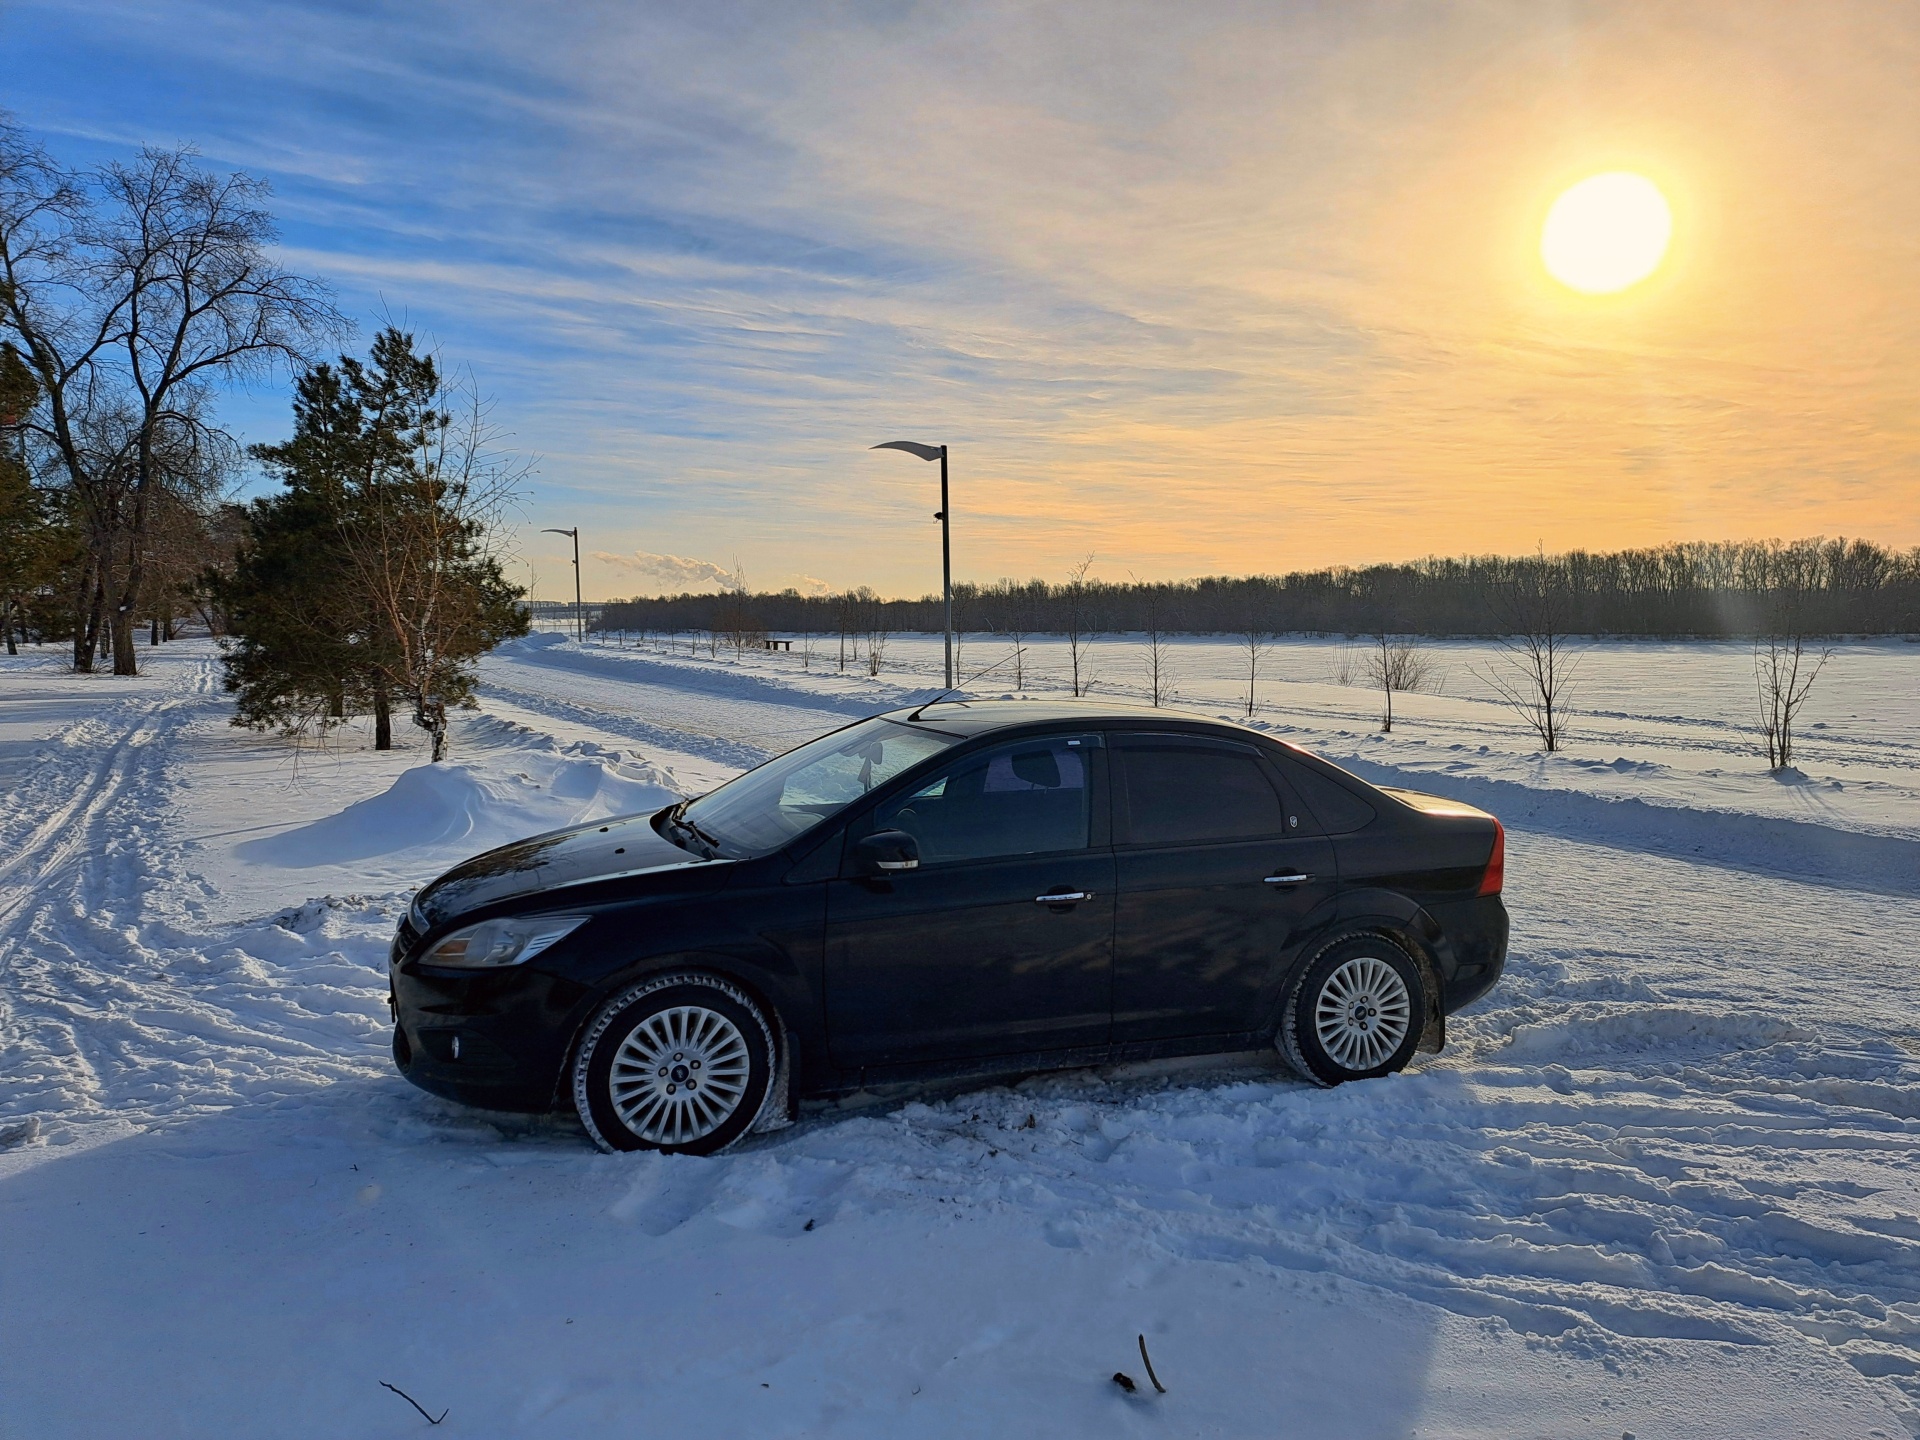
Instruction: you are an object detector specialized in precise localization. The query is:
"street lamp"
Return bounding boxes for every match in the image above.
[541,527,583,642]
[870,440,953,688]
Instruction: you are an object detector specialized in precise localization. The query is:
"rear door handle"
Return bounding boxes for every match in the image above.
[1264,873,1312,886]
[1035,891,1094,905]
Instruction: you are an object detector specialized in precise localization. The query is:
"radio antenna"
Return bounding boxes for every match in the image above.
[906,650,1021,721]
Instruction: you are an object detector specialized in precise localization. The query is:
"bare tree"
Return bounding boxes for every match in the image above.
[1476,554,1580,752]
[1363,631,1434,733]
[866,587,887,677]
[1754,635,1829,771]
[714,564,764,654]
[0,127,344,674]
[1063,554,1099,696]
[1332,641,1361,687]
[1753,547,1831,771]
[330,359,529,760]
[984,578,1033,690]
[949,583,971,679]
[1239,600,1275,718]
[835,590,853,671]
[1140,584,1177,707]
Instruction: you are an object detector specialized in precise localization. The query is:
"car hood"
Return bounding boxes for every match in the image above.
[411,809,716,929]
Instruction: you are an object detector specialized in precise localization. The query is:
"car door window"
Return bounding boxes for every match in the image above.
[1117,742,1287,845]
[876,736,1093,864]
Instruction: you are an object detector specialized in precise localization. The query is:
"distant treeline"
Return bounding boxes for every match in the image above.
[595,538,1920,639]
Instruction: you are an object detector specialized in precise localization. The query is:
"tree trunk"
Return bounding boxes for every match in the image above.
[73,568,98,673]
[89,582,111,671]
[150,615,160,646]
[3,601,16,656]
[373,689,392,751]
[163,613,175,642]
[111,605,138,676]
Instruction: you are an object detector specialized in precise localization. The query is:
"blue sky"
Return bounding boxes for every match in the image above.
[7,1,1916,599]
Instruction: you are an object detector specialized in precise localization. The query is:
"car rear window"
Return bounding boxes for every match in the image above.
[1117,741,1287,844]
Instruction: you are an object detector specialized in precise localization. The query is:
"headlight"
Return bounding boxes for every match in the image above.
[419,915,589,970]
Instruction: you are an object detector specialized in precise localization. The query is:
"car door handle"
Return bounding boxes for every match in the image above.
[1264,873,1312,886]
[1035,891,1094,905]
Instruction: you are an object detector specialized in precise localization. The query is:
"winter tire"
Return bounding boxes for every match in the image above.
[1279,934,1427,1087]
[573,974,775,1155]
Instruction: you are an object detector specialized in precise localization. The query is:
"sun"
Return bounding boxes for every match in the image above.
[1540,172,1672,294]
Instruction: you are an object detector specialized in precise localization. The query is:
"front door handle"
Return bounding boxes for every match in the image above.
[1035,890,1094,905]
[1264,873,1312,886]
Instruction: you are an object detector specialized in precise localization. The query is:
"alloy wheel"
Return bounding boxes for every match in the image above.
[607,1004,753,1146]
[1313,955,1413,1071]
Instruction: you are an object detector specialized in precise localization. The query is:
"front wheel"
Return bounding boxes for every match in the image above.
[573,975,775,1154]
[1279,935,1427,1087]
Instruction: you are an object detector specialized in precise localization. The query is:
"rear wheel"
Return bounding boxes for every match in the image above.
[1280,935,1426,1087]
[573,975,774,1154]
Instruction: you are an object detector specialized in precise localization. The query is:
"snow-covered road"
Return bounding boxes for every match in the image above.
[3,636,1917,1438]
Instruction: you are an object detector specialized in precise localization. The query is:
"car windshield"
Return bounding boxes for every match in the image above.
[679,716,962,856]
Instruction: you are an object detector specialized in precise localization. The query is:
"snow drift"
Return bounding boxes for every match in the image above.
[239,739,681,869]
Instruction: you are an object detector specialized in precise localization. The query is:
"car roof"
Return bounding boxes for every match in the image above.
[875,697,1258,739]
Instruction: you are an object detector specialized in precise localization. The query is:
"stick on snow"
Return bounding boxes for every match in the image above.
[1137,1335,1167,1393]
[380,1381,448,1425]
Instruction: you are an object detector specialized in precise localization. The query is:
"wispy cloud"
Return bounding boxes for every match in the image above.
[9,0,1917,598]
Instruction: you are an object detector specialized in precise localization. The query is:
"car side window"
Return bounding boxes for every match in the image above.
[874,736,1094,865]
[1117,740,1288,845]
[1276,755,1377,834]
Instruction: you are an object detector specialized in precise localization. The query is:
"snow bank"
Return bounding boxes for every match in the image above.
[1321,749,1920,897]
[238,754,676,868]
[496,632,941,718]
[237,723,680,869]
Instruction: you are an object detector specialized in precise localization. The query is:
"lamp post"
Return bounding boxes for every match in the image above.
[541,527,583,642]
[870,441,952,688]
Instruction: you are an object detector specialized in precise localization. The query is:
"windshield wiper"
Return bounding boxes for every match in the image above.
[662,803,722,860]
[681,814,725,858]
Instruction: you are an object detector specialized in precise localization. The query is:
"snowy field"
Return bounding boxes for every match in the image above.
[3,632,1918,1438]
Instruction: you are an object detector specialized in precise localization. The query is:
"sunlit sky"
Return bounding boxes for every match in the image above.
[7,1,1917,599]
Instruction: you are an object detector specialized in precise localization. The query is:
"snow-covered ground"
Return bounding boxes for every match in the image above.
[3,632,1918,1438]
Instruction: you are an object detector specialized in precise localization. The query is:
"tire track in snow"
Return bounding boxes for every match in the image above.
[0,673,206,930]
[476,673,777,772]
[0,654,397,1134]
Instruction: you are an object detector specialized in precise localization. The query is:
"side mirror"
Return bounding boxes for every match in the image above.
[854,828,920,873]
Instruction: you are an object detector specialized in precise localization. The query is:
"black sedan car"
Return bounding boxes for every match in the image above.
[390,700,1507,1154]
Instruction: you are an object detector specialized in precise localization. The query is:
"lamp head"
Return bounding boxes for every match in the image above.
[871,441,944,463]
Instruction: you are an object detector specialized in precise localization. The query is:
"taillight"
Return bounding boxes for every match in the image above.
[1476,819,1505,896]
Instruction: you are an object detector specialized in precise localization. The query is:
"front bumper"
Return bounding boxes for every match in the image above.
[390,958,590,1113]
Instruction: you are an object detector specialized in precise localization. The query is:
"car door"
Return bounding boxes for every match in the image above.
[824,733,1114,1069]
[1110,732,1337,1043]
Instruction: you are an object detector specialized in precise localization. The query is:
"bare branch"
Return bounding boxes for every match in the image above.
[379,1381,447,1426]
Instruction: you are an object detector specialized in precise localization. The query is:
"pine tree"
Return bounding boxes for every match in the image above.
[215,329,527,755]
